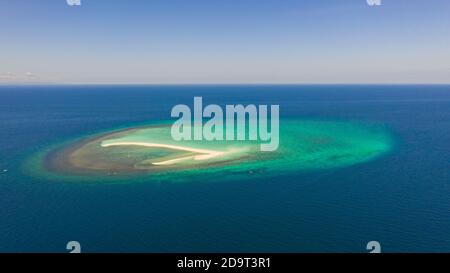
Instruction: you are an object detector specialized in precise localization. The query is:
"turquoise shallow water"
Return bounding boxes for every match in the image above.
[1,85,450,252]
[27,119,393,183]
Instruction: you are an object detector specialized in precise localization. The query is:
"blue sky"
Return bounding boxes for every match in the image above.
[1,0,450,83]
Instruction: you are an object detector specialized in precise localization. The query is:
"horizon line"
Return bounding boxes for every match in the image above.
[1,82,450,86]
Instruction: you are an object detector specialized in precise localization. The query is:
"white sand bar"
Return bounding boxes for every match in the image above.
[101,141,225,165]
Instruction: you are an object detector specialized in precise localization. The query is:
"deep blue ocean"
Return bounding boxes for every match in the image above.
[1,85,450,253]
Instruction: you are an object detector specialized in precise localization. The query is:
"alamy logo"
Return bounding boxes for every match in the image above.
[171,97,279,151]
[67,0,81,6]
[367,0,382,6]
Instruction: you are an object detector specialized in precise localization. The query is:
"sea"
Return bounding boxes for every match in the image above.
[1,84,450,253]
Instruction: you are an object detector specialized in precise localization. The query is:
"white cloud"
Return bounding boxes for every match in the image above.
[25,72,38,79]
[0,72,16,81]
[0,71,47,83]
